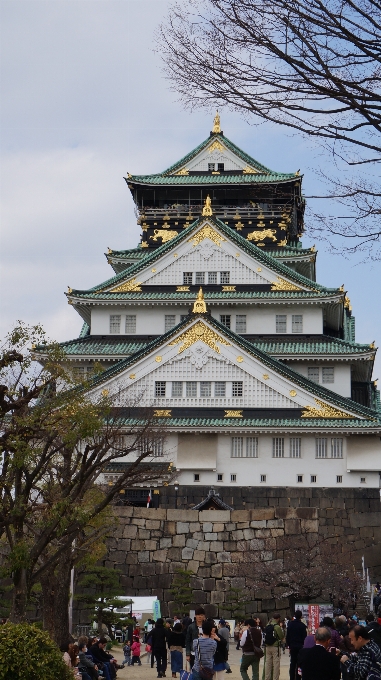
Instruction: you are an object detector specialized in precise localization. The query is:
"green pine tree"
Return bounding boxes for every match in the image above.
[170,568,194,615]
[76,565,131,637]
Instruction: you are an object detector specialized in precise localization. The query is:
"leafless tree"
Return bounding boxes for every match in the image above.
[157,0,381,258]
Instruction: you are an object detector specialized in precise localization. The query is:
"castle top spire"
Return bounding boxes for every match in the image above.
[212,110,221,134]
[202,195,213,217]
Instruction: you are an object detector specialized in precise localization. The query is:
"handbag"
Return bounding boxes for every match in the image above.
[248,627,264,660]
[180,671,193,680]
[197,640,215,680]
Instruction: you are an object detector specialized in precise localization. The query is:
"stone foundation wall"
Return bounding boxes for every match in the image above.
[74,487,381,624]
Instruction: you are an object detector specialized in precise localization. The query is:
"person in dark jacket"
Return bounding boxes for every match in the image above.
[297,627,341,680]
[89,638,118,680]
[365,613,381,651]
[151,618,169,678]
[286,610,307,680]
[210,621,227,679]
[185,607,206,669]
[78,641,99,680]
[167,622,186,678]
[240,618,263,680]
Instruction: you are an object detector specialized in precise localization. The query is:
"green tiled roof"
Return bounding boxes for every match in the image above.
[108,248,147,260]
[255,338,374,355]
[115,417,381,430]
[58,336,148,356]
[127,133,297,182]
[70,290,340,302]
[68,216,340,297]
[85,313,377,421]
[266,247,316,258]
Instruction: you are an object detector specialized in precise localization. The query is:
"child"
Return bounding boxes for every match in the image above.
[145,642,152,664]
[123,640,132,666]
[131,636,142,666]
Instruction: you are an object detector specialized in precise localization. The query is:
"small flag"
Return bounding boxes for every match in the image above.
[147,489,152,508]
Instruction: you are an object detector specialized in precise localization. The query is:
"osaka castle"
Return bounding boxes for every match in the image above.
[39,114,381,504]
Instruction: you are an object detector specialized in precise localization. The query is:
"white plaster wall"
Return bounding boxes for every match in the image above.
[91,305,323,336]
[174,434,380,487]
[287,362,351,397]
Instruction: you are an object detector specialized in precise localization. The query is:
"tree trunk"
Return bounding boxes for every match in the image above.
[41,571,57,640]
[10,567,28,622]
[53,558,72,647]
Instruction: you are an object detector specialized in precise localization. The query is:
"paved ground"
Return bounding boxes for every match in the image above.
[110,644,291,680]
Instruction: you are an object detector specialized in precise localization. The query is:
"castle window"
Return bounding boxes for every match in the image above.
[230,474,237,482]
[125,315,136,334]
[214,381,226,397]
[110,314,121,333]
[292,314,303,333]
[232,381,243,397]
[236,315,247,333]
[331,438,343,458]
[220,315,231,329]
[220,271,230,284]
[208,163,215,172]
[183,272,193,285]
[200,381,211,397]
[171,381,183,397]
[152,439,164,457]
[316,438,328,458]
[208,271,217,284]
[297,475,303,483]
[194,473,200,482]
[336,475,342,484]
[276,314,287,333]
[260,474,267,483]
[311,475,317,483]
[218,163,225,172]
[360,477,366,483]
[272,437,284,458]
[246,437,258,458]
[165,315,176,332]
[308,367,319,383]
[155,381,166,397]
[322,367,334,383]
[217,473,223,481]
[290,438,301,458]
[186,381,197,397]
[231,437,244,458]
[73,366,85,379]
[195,272,205,285]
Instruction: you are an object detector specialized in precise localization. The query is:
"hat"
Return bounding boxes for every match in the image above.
[219,619,226,625]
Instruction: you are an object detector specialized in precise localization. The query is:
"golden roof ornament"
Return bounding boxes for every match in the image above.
[202,195,213,216]
[192,287,207,314]
[212,111,221,134]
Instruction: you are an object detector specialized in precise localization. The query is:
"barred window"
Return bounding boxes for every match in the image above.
[110,314,121,333]
[186,381,197,397]
[208,271,217,284]
[236,315,247,333]
[200,381,211,397]
[194,473,200,482]
[276,314,287,333]
[322,367,335,383]
[220,271,230,284]
[165,315,176,332]
[272,438,284,458]
[311,475,317,483]
[232,381,243,397]
[208,163,215,172]
[246,437,258,458]
[336,475,342,484]
[331,438,343,459]
[195,271,205,285]
[231,437,244,458]
[152,439,164,457]
[316,438,328,458]
[290,438,301,458]
[217,473,223,481]
[292,314,303,333]
[171,381,183,397]
[214,381,226,397]
[73,366,85,379]
[218,163,225,172]
[260,474,267,483]
[125,315,136,333]
[183,272,193,285]
[220,314,231,329]
[308,367,319,383]
[231,474,237,482]
[155,381,166,397]
[297,475,303,483]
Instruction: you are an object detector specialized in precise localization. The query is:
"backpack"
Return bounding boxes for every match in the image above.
[264,624,277,646]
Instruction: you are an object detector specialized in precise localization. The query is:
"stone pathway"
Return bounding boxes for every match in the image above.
[111,644,291,680]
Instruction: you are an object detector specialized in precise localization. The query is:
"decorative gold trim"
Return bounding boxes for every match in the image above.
[155,356,162,363]
[173,253,178,258]
[242,166,257,174]
[222,285,236,291]
[289,390,297,397]
[339,284,345,292]
[370,341,375,349]
[277,239,288,247]
[271,277,301,291]
[301,398,353,419]
[154,409,172,417]
[344,296,352,310]
[236,253,240,257]
[169,320,230,354]
[208,139,224,153]
[189,225,225,247]
[102,389,109,397]
[236,356,244,363]
[257,267,262,272]
[192,288,207,314]
[141,242,148,248]
[107,247,113,254]
[176,286,189,292]
[176,168,189,176]
[202,195,213,216]
[150,229,178,243]
[224,410,243,418]
[67,286,72,294]
[235,222,244,231]
[247,229,277,243]
[129,374,136,379]
[263,374,269,380]
[212,111,221,134]
[151,268,156,273]
[110,278,142,293]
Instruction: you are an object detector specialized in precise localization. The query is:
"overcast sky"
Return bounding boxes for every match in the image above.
[1,0,379,376]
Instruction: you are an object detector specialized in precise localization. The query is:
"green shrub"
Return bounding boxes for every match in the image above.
[0,623,73,680]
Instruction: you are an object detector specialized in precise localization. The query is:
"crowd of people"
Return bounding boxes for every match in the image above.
[59,594,381,680]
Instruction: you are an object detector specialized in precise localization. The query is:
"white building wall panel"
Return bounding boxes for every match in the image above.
[288,362,351,397]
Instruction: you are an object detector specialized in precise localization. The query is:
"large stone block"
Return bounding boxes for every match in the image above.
[213,523,225,532]
[193,550,206,561]
[300,519,319,533]
[205,551,217,564]
[217,551,232,563]
[167,509,199,521]
[197,541,210,551]
[295,507,318,519]
[110,550,126,563]
[173,535,186,547]
[211,564,223,578]
[191,577,203,589]
[193,590,207,604]
[250,508,275,520]
[250,521,267,529]
[243,528,255,540]
[168,547,182,560]
[205,532,218,541]
[202,522,213,533]
[164,521,177,535]
[187,560,200,574]
[140,563,156,576]
[138,551,150,563]
[160,538,172,549]
[216,580,228,591]
[284,519,301,535]
[211,590,224,604]
[204,604,218,618]
[275,507,297,519]
[182,547,194,560]
[177,522,190,534]
[231,577,245,589]
[210,541,224,552]
[199,511,231,522]
[133,507,167,519]
[123,524,138,539]
[231,510,251,521]
[350,512,381,528]
[223,563,236,576]
[152,549,168,562]
[186,538,200,549]
[203,578,215,591]
[146,519,161,530]
[115,506,134,518]
[114,539,131,551]
[189,522,201,532]
[144,540,157,551]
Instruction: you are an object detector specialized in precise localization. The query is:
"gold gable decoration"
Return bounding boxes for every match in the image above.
[169,320,230,354]
[202,195,213,216]
[176,168,189,176]
[301,398,353,419]
[188,224,225,247]
[242,166,257,174]
[208,140,225,153]
[271,277,302,291]
[192,288,207,314]
[110,278,142,293]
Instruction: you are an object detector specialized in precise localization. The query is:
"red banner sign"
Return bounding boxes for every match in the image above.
[308,605,320,634]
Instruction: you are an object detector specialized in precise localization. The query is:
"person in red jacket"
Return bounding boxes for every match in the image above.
[131,636,142,666]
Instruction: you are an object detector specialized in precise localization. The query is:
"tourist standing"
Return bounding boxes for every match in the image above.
[218,620,232,673]
[340,625,381,679]
[297,627,340,680]
[191,620,217,680]
[263,613,284,680]
[286,610,307,680]
[239,618,263,680]
[167,621,185,678]
[185,606,206,669]
[211,621,227,680]
[151,618,169,678]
